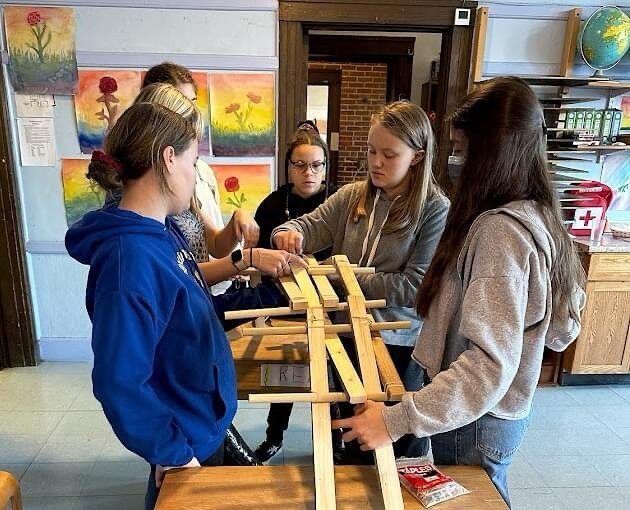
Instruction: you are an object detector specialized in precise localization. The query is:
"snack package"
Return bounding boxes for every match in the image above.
[396,457,470,508]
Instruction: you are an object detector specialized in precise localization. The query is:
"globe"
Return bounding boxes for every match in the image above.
[579,6,630,77]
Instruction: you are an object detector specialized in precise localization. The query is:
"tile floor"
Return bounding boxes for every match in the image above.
[1,362,629,509]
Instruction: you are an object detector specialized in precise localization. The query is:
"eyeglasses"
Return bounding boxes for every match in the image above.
[290,160,326,174]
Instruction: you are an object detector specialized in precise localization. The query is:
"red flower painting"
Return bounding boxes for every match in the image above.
[95,76,120,130]
[224,176,246,208]
[26,11,41,26]
[25,10,50,63]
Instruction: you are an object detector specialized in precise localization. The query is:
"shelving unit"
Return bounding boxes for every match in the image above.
[469,5,630,385]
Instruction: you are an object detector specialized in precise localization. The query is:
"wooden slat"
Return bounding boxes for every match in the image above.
[372,334,406,400]
[560,8,581,77]
[278,275,308,311]
[470,7,488,84]
[305,255,340,308]
[237,320,412,337]
[291,265,336,509]
[332,256,404,510]
[332,255,364,297]
[248,390,402,404]
[224,299,386,321]
[325,335,367,404]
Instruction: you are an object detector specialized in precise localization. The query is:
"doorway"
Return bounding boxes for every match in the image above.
[306,32,441,186]
[307,68,341,184]
[278,0,478,189]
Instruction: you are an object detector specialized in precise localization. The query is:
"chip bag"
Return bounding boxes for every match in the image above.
[396,457,470,508]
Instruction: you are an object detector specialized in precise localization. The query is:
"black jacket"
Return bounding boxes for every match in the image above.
[255,183,337,259]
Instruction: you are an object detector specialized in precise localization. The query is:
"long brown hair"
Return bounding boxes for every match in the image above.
[351,100,442,237]
[416,76,584,319]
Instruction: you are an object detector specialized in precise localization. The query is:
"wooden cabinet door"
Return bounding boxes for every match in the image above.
[569,281,630,374]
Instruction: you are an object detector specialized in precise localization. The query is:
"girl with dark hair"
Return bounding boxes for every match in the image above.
[253,128,337,462]
[331,77,586,507]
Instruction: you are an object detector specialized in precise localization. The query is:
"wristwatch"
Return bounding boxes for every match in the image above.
[231,249,248,271]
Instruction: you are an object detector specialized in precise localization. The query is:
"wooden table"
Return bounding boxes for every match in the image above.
[156,465,507,509]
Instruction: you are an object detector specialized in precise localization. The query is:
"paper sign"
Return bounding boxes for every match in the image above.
[15,94,54,117]
[17,117,56,166]
[260,364,310,387]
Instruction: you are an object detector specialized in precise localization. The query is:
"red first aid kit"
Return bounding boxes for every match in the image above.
[567,180,613,236]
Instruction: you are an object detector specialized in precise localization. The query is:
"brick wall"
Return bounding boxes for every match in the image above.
[309,62,387,185]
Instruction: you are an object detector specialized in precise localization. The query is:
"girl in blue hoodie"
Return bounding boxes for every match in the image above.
[65,102,301,509]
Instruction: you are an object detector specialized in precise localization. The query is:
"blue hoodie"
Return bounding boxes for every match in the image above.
[65,208,237,466]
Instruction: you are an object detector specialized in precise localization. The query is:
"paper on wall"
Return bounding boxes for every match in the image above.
[15,94,54,118]
[17,118,56,166]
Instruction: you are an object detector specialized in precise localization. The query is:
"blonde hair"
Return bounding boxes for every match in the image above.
[134,83,203,140]
[87,102,197,194]
[352,100,442,236]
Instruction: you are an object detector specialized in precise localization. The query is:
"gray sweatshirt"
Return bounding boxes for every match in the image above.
[383,200,585,440]
[272,182,449,346]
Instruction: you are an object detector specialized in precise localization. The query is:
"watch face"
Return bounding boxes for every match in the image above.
[231,249,243,263]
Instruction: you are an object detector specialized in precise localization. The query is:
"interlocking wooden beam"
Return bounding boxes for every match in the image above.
[332,255,405,510]
[224,299,386,321]
[291,264,337,510]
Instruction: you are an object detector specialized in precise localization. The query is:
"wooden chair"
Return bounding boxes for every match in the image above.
[0,471,22,510]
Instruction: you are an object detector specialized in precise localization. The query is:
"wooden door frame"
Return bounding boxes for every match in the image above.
[278,0,478,187]
[307,68,341,184]
[0,66,36,369]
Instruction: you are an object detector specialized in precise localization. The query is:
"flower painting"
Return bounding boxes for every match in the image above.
[190,71,210,155]
[4,6,79,94]
[61,159,105,226]
[208,73,275,156]
[74,69,142,154]
[209,163,272,224]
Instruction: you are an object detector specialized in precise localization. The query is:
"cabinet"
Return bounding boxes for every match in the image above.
[563,250,630,374]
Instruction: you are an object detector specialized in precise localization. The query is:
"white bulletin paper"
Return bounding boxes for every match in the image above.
[17,118,56,167]
[15,94,54,118]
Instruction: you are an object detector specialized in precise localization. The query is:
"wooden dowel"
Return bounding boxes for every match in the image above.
[243,265,375,277]
[238,320,411,337]
[224,299,386,320]
[248,391,405,403]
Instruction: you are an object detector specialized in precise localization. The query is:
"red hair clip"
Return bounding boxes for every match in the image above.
[91,150,123,173]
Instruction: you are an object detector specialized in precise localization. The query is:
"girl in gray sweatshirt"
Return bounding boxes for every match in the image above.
[273,100,449,461]
[332,78,585,508]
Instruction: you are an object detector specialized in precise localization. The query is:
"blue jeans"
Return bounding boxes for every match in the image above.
[431,413,530,508]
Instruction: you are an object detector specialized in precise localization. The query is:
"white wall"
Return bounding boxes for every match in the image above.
[1,1,279,361]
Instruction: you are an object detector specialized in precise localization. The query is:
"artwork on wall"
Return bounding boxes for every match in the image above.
[621,95,630,132]
[191,71,211,155]
[208,163,272,224]
[208,72,275,157]
[4,6,78,94]
[601,153,630,215]
[74,69,142,154]
[61,159,104,226]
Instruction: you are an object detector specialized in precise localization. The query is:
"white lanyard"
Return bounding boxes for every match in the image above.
[358,189,400,267]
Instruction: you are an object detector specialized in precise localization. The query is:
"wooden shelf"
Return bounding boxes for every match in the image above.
[576,145,629,152]
[476,75,608,87]
[540,97,600,104]
[584,81,630,90]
